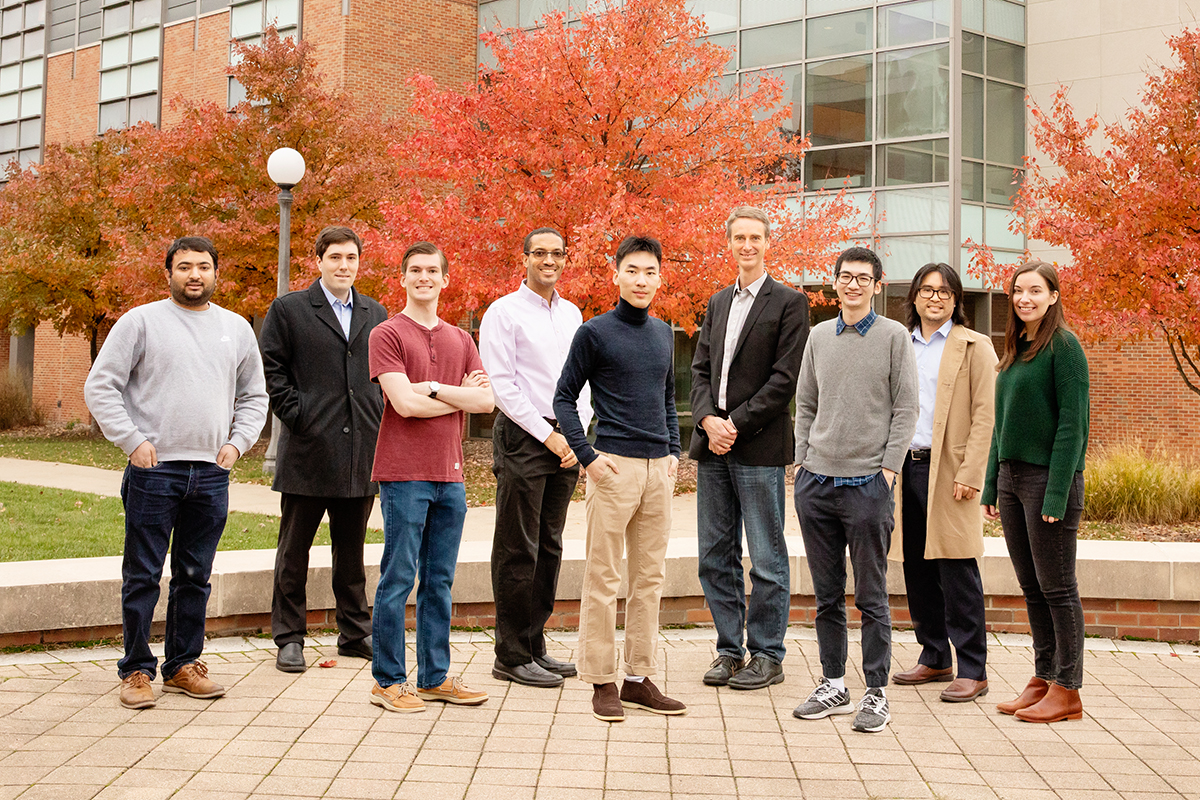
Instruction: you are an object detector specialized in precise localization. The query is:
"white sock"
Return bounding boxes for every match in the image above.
[873,687,886,698]
[625,675,645,683]
[827,676,846,691]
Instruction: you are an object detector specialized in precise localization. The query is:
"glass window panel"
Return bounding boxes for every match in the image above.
[985,0,1023,42]
[879,234,949,281]
[705,32,737,72]
[986,38,1023,83]
[961,29,983,73]
[984,205,1021,248]
[961,74,982,159]
[227,75,247,106]
[23,30,43,58]
[519,0,569,28]
[130,26,158,60]
[18,85,39,115]
[26,1,47,28]
[877,138,948,186]
[0,120,15,149]
[876,186,949,234]
[20,58,39,87]
[0,92,16,120]
[265,0,298,28]
[961,160,983,201]
[49,21,74,53]
[102,4,129,36]
[960,202,983,244]
[1,35,20,62]
[808,0,867,13]
[986,164,1022,206]
[129,59,155,93]
[201,0,229,12]
[741,0,803,28]
[276,24,295,41]
[18,146,38,167]
[685,0,736,33]
[742,64,802,131]
[479,0,518,31]
[132,0,159,27]
[806,9,870,60]
[985,79,1023,164]
[79,11,102,47]
[2,7,19,35]
[166,0,194,22]
[230,1,261,37]
[101,35,127,67]
[878,0,949,49]
[805,145,870,190]
[740,20,802,69]
[128,91,156,125]
[98,98,126,131]
[477,38,497,70]
[18,116,38,146]
[99,66,126,100]
[0,62,14,90]
[879,44,948,139]
[806,55,870,146]
[962,0,982,31]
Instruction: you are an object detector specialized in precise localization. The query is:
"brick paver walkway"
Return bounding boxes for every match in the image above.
[2,629,1198,800]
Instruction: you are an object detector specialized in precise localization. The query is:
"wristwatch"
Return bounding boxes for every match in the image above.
[428,381,440,399]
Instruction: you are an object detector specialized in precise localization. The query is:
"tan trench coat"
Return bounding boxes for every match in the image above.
[888,324,998,561]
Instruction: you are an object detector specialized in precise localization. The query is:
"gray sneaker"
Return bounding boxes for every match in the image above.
[793,678,853,719]
[852,688,891,732]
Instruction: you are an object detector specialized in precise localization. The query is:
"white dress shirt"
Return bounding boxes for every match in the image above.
[319,279,353,340]
[910,319,953,449]
[479,281,592,442]
[718,271,768,410]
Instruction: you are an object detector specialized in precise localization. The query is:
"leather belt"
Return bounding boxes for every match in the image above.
[909,448,932,462]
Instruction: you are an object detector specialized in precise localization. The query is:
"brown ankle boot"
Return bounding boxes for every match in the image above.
[996,677,1049,715]
[1015,683,1082,723]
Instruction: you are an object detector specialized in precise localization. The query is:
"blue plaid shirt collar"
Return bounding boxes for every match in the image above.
[835,309,877,337]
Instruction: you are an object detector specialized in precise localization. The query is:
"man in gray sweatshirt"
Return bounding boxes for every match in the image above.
[85,236,268,711]
[790,246,918,733]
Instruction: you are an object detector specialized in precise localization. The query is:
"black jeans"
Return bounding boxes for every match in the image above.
[491,413,580,666]
[271,494,374,648]
[997,461,1085,690]
[901,456,987,680]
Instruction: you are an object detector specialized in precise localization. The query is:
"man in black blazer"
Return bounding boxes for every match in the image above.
[690,206,809,690]
[260,226,389,673]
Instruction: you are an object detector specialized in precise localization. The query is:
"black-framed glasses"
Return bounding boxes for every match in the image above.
[834,272,875,287]
[917,286,953,300]
[525,249,567,260]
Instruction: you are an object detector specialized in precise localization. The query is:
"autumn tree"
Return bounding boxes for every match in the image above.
[1006,28,1200,394]
[382,0,857,328]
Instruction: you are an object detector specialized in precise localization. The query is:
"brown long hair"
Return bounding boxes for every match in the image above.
[997,260,1068,371]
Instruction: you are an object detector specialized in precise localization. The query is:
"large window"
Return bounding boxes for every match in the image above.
[227,0,298,107]
[0,0,44,168]
[97,0,160,132]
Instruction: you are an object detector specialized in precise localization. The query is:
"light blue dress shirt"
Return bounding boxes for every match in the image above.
[910,319,953,449]
[319,280,354,340]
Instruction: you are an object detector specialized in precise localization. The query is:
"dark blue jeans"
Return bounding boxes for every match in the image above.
[997,461,1085,690]
[373,481,467,690]
[697,456,790,663]
[119,461,230,680]
[794,468,894,689]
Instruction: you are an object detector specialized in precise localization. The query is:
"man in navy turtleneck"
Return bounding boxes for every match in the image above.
[554,235,685,723]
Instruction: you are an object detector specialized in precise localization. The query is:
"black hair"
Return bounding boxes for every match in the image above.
[614,235,662,269]
[833,246,882,281]
[315,226,363,259]
[165,236,218,271]
[523,227,566,252]
[904,262,966,331]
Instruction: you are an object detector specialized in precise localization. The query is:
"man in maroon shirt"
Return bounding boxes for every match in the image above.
[367,241,495,713]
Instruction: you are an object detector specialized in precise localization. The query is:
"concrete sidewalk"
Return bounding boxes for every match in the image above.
[1,628,1198,800]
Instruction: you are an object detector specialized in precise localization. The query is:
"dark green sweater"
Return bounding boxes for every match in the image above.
[982,328,1089,519]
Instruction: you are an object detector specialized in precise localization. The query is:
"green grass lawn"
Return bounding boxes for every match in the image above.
[0,482,383,562]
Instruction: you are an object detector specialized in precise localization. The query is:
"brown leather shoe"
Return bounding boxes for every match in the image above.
[620,678,687,716]
[162,661,225,700]
[940,678,989,703]
[1015,683,1082,723]
[119,671,156,710]
[592,683,624,722]
[892,664,953,685]
[996,676,1049,715]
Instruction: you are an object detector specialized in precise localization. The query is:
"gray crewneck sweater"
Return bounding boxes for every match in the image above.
[793,315,919,476]
[85,299,269,462]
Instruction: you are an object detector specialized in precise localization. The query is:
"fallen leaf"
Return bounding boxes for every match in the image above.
[317,659,337,668]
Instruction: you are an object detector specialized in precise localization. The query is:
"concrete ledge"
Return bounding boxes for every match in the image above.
[1,536,1198,645]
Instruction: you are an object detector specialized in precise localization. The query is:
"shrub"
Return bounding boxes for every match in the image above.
[1084,443,1200,525]
[0,374,44,431]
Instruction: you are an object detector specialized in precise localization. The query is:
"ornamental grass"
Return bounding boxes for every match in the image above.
[1084,442,1200,525]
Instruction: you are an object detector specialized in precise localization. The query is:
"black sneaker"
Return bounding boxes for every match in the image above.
[793,678,853,719]
[851,688,891,733]
[702,654,745,686]
[727,655,784,690]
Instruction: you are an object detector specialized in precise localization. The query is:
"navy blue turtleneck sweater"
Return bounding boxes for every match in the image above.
[553,298,681,467]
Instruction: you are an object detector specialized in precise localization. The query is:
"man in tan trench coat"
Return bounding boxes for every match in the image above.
[889,262,997,703]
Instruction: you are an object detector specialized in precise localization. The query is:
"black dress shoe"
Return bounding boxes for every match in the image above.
[492,660,564,687]
[702,654,745,686]
[337,636,373,660]
[533,653,578,677]
[727,654,784,690]
[276,642,306,673]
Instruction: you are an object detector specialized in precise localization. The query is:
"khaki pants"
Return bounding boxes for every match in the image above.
[577,452,674,684]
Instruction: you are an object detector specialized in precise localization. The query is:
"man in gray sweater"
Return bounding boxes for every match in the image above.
[790,246,918,733]
[85,236,268,711]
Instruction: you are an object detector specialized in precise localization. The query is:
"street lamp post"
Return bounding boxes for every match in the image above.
[263,146,306,477]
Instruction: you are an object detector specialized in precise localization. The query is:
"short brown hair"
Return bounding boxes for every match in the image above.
[315,226,362,259]
[725,206,771,239]
[401,241,448,275]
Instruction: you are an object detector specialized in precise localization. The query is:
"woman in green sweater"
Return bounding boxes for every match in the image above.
[982,261,1089,724]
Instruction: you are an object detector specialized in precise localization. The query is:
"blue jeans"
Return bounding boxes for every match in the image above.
[373,481,467,690]
[119,461,230,680]
[697,457,790,663]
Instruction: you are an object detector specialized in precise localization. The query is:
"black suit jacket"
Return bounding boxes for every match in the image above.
[260,279,388,497]
[689,274,809,465]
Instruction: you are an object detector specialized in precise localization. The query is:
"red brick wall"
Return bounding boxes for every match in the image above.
[44,47,101,145]
[0,335,10,376]
[301,0,348,88]
[160,15,231,128]
[31,323,93,426]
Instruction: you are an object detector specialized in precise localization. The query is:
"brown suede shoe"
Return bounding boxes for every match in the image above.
[416,677,488,706]
[620,678,687,716]
[996,676,1049,715]
[892,664,954,685]
[162,661,225,700]
[1015,683,1082,723]
[940,678,989,703]
[370,682,425,713]
[592,683,624,722]
[119,671,156,710]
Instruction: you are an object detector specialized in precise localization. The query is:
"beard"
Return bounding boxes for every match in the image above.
[169,278,216,308]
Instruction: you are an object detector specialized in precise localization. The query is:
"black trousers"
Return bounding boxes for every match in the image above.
[272,493,374,648]
[901,456,988,681]
[491,412,580,667]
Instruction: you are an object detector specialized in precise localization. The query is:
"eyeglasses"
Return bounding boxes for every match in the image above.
[525,249,567,261]
[834,272,875,287]
[917,286,953,300]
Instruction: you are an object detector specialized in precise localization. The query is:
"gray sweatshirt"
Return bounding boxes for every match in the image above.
[85,299,268,462]
[793,315,919,477]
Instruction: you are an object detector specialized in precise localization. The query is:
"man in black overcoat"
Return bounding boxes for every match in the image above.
[260,226,389,672]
